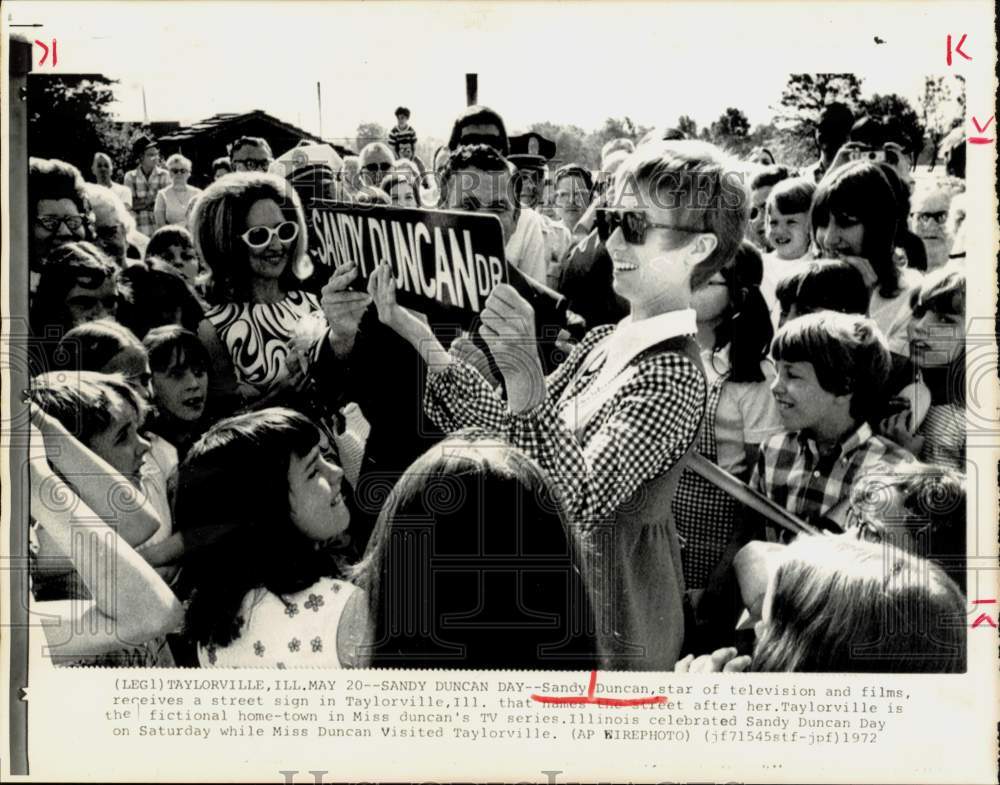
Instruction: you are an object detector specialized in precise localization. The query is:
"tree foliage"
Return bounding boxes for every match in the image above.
[919,75,966,163]
[27,74,140,177]
[355,121,387,151]
[711,107,751,140]
[776,73,864,137]
[676,115,698,139]
[858,92,926,158]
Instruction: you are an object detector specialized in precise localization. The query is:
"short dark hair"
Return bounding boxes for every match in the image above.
[394,106,410,118]
[767,176,816,215]
[771,310,890,422]
[146,224,195,261]
[143,324,210,375]
[788,259,872,318]
[750,165,793,192]
[817,102,854,137]
[230,136,273,159]
[117,260,206,338]
[212,156,233,174]
[448,105,509,156]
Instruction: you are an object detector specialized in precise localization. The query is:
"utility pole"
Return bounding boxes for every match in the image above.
[317,81,323,138]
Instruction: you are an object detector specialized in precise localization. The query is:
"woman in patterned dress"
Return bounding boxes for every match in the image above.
[190,173,324,410]
[365,140,749,669]
[176,409,367,667]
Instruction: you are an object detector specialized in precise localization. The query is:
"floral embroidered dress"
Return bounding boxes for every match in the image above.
[206,291,324,395]
[198,577,364,668]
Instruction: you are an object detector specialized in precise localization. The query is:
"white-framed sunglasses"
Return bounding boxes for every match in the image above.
[240,221,299,249]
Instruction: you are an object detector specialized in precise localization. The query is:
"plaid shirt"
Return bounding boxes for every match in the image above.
[752,422,915,525]
[123,165,170,235]
[424,321,706,529]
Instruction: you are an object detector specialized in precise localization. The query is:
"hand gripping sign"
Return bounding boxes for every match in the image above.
[308,201,508,329]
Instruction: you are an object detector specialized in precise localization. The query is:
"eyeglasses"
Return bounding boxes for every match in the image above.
[363,162,393,175]
[596,208,703,245]
[233,159,271,172]
[169,168,189,175]
[912,211,947,225]
[35,215,86,232]
[240,221,300,249]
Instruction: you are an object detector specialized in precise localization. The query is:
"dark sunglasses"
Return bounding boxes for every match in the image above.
[233,159,271,172]
[363,162,392,174]
[596,208,702,245]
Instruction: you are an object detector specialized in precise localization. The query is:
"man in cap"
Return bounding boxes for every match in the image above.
[122,135,169,237]
[509,132,572,287]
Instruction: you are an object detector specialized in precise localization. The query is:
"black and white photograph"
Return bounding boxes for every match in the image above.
[2,1,997,782]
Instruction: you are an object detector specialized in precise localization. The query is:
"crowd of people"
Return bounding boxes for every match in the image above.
[24,98,969,672]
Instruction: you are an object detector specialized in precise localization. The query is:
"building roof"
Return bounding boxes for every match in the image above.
[158,109,324,146]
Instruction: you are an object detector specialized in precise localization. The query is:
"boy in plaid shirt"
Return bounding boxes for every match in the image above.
[752,311,915,532]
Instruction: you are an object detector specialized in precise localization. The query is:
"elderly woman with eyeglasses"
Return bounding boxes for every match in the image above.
[189,173,323,409]
[154,153,203,230]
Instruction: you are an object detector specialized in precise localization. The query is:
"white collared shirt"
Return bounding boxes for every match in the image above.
[592,309,697,387]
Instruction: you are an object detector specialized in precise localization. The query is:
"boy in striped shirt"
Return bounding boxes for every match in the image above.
[388,106,417,159]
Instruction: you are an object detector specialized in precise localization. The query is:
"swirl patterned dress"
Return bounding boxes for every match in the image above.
[206,291,324,393]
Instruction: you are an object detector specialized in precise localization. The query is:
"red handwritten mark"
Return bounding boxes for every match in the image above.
[970,599,997,629]
[946,34,971,66]
[970,116,995,145]
[35,39,57,66]
[530,670,667,707]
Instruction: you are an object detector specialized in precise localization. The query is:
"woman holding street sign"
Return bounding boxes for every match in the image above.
[367,140,749,670]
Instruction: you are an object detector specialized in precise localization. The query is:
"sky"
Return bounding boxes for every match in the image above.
[4,1,961,146]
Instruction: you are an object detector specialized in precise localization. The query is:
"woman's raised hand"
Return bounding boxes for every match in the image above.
[479,284,545,412]
[320,262,373,357]
[367,262,424,338]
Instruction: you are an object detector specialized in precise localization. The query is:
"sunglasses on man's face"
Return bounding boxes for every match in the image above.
[233,159,271,172]
[596,208,702,245]
[363,162,392,175]
[240,221,300,249]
